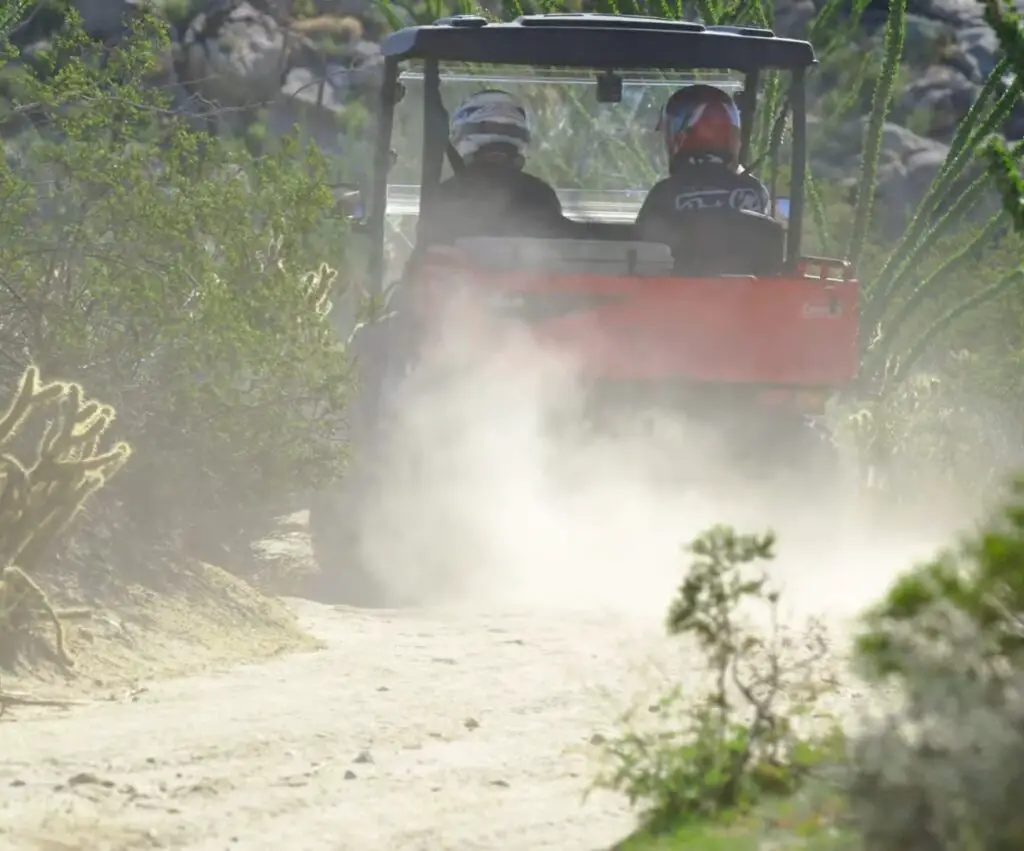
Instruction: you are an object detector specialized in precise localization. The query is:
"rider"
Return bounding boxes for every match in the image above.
[416,89,564,246]
[635,84,770,230]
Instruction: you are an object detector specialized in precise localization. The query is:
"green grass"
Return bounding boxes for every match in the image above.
[615,789,857,851]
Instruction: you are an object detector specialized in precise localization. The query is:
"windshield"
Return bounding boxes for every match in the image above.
[387,63,744,223]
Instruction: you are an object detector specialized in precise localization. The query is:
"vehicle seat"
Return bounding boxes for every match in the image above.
[636,207,786,276]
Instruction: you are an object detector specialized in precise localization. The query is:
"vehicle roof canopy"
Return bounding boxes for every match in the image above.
[379,14,817,73]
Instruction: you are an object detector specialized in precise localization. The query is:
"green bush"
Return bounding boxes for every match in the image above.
[608,489,1024,849]
[856,478,1024,679]
[842,479,1024,851]
[592,527,843,836]
[983,0,1024,227]
[0,13,352,568]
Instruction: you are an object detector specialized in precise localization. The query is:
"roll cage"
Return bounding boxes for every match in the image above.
[365,13,818,296]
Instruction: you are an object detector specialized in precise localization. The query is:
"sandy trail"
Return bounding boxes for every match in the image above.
[0,599,680,851]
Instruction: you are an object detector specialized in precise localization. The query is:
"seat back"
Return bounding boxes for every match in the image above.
[637,207,786,276]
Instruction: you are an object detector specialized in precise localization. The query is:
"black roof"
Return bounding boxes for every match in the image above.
[379,14,817,73]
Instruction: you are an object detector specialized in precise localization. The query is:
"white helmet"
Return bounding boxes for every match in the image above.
[450,89,532,163]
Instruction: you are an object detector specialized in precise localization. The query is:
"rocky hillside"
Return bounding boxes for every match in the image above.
[5,0,387,166]
[2,0,1013,219]
[780,0,1017,222]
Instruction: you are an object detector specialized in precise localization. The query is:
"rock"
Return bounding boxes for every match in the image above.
[337,39,384,97]
[773,0,817,37]
[894,65,980,140]
[68,772,115,788]
[263,19,380,161]
[812,118,952,230]
[872,121,950,182]
[902,14,955,66]
[306,0,376,16]
[290,14,365,45]
[279,66,347,112]
[73,0,137,37]
[181,0,288,107]
[953,25,1000,83]
[874,144,947,229]
[906,0,985,27]
[1004,107,1024,142]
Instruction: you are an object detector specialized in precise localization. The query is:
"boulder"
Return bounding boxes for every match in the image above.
[902,13,955,66]
[894,65,981,140]
[813,118,953,230]
[181,0,288,107]
[773,0,818,37]
[952,25,1001,83]
[72,0,137,38]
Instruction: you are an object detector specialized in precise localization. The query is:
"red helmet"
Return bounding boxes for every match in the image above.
[659,85,742,168]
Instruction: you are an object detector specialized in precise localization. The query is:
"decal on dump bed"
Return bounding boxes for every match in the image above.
[801,296,842,319]
[488,290,628,322]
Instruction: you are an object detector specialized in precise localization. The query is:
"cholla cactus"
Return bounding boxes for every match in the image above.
[302,262,338,319]
[0,366,131,667]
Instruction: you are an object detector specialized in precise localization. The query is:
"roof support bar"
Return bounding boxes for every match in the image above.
[738,69,758,167]
[786,66,807,268]
[367,56,400,300]
[420,59,446,217]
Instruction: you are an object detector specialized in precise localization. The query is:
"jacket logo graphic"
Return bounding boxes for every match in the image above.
[674,188,765,212]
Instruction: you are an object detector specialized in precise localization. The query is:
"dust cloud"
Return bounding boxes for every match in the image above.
[348,291,956,632]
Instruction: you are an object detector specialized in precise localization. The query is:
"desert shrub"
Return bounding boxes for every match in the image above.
[0,366,130,667]
[0,12,352,570]
[856,478,1024,678]
[592,526,843,835]
[842,478,1024,851]
[829,368,1022,528]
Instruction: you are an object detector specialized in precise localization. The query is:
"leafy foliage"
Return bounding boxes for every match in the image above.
[0,11,351,568]
[983,0,1024,230]
[592,526,841,835]
[856,478,1024,678]
[840,479,1024,851]
[845,0,906,270]
[613,482,1024,848]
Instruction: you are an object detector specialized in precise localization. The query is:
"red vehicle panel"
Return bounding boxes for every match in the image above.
[412,257,859,390]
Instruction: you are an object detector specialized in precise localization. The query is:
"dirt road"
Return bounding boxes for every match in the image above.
[0,517,934,851]
[0,598,683,851]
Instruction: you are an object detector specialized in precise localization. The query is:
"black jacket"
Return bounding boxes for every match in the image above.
[416,163,565,247]
[636,162,771,228]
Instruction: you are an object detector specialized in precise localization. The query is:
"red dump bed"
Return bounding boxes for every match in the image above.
[412,239,859,389]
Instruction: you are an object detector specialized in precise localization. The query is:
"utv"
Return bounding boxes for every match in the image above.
[308,13,859,606]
